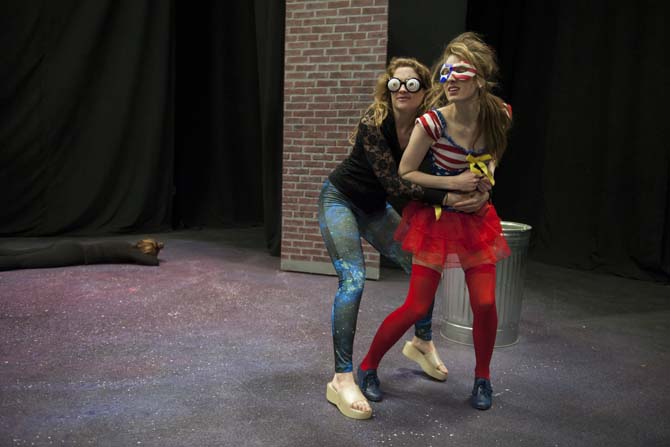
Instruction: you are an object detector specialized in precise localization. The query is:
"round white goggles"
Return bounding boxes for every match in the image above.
[387,77,422,93]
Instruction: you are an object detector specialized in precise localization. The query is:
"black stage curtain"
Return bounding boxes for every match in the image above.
[3,0,667,277]
[388,0,466,68]
[1,0,284,254]
[1,0,174,235]
[174,0,284,254]
[467,1,669,281]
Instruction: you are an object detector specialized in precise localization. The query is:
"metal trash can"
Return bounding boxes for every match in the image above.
[439,221,532,347]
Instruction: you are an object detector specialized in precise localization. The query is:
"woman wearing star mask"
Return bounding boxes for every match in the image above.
[319,57,491,419]
[357,32,512,411]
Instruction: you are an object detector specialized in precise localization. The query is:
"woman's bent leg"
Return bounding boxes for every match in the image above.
[359,203,434,341]
[360,264,442,371]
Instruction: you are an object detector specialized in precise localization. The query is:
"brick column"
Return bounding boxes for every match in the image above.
[280,0,388,279]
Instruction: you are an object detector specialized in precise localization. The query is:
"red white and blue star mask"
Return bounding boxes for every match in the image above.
[439,61,478,83]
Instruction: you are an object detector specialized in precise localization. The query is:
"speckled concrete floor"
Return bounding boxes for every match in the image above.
[1,228,669,447]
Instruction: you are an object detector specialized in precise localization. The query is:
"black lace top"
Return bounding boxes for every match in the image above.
[328,112,446,214]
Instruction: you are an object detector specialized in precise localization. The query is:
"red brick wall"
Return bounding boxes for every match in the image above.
[280,0,389,279]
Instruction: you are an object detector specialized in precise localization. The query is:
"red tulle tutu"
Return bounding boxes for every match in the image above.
[394,201,511,270]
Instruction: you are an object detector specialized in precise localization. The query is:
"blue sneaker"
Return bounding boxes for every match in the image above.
[470,377,493,410]
[357,366,383,402]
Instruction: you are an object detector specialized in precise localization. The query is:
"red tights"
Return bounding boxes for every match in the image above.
[360,263,497,379]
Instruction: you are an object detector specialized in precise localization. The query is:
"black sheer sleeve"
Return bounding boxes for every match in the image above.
[358,120,446,205]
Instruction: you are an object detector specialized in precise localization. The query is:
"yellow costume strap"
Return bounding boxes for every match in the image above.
[466,154,495,186]
[433,205,442,221]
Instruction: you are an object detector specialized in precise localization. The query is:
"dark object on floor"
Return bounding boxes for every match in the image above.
[0,239,163,271]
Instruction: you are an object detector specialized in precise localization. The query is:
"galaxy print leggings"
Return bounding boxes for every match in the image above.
[318,180,434,373]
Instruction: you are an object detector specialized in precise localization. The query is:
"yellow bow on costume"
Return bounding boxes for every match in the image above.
[433,154,495,221]
[466,154,495,186]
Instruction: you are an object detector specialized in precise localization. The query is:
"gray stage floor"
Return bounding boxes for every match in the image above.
[1,228,669,446]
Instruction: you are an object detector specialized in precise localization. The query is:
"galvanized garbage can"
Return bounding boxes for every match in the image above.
[439,221,532,347]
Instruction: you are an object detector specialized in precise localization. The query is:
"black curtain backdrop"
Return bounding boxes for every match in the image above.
[466,0,669,281]
[1,0,284,254]
[388,0,466,68]
[1,0,174,235]
[2,0,667,280]
[174,0,284,254]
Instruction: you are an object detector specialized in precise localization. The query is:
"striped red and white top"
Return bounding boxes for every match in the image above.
[416,109,483,176]
[416,106,510,176]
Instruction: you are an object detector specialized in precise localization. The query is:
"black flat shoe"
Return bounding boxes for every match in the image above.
[470,377,493,410]
[357,366,383,402]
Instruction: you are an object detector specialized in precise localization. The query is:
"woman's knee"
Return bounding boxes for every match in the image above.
[337,267,366,297]
[408,307,430,323]
[471,298,496,316]
[465,263,497,314]
[400,301,433,324]
[339,276,365,296]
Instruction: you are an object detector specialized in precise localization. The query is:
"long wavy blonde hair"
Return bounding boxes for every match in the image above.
[350,57,433,143]
[425,32,512,162]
